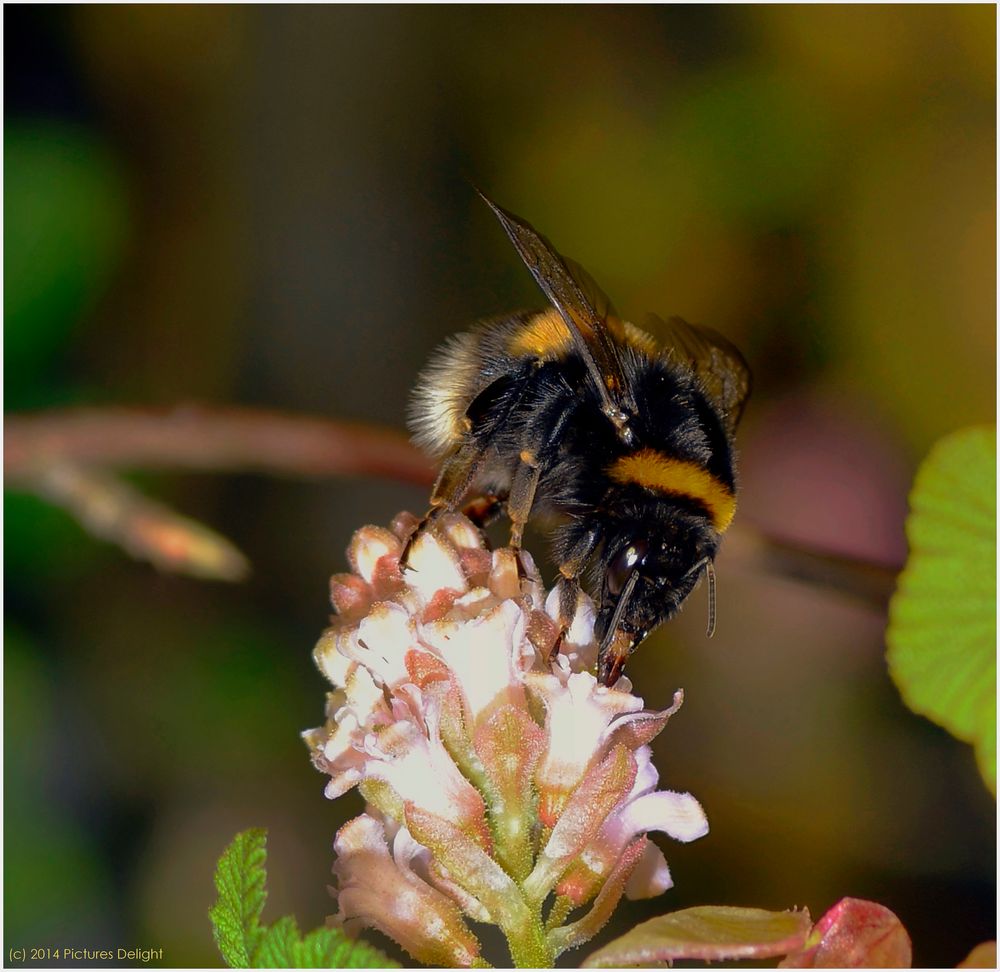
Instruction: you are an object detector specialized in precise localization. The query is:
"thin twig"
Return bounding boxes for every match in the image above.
[34,463,250,581]
[4,405,435,485]
[723,525,899,609]
[4,405,899,602]
[5,405,434,580]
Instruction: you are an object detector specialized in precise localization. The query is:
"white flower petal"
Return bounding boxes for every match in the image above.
[313,626,355,687]
[363,710,486,832]
[340,667,384,723]
[619,789,709,844]
[347,602,415,688]
[420,601,528,724]
[404,529,468,601]
[449,586,496,620]
[624,842,673,900]
[438,513,485,551]
[630,745,660,799]
[348,526,402,583]
[325,769,362,799]
[391,824,431,873]
[529,670,643,793]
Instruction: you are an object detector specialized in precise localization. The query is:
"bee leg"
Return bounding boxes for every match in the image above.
[557,571,580,619]
[507,450,541,551]
[401,440,484,569]
[549,527,600,657]
[399,509,440,568]
[507,406,577,558]
[506,449,544,579]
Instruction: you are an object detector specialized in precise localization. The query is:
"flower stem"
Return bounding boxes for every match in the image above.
[505,911,554,969]
[545,895,574,931]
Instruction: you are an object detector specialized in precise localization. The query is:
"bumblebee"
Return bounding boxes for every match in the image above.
[406,193,751,686]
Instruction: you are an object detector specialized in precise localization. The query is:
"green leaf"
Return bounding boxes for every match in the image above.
[887,426,997,794]
[251,915,300,968]
[209,828,268,967]
[209,829,398,968]
[294,925,400,969]
[581,905,812,967]
[252,916,399,969]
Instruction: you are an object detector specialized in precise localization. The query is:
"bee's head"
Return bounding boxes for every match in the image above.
[594,511,718,684]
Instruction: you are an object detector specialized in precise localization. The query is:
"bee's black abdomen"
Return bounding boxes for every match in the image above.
[628,354,737,491]
[463,367,537,440]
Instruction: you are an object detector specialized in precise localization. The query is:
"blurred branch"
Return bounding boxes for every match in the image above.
[5,405,433,580]
[33,463,250,581]
[4,405,899,602]
[5,405,435,484]
[724,525,900,609]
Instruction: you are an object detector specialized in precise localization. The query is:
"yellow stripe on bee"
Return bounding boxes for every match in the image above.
[508,309,574,359]
[608,449,736,532]
[622,321,659,357]
[509,310,663,362]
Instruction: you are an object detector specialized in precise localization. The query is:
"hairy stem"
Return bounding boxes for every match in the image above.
[505,909,554,969]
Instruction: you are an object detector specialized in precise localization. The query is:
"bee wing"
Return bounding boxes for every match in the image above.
[644,312,752,434]
[479,192,637,422]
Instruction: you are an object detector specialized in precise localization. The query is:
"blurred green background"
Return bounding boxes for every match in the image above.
[4,6,995,968]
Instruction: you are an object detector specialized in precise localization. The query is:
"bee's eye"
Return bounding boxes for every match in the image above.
[607,540,649,596]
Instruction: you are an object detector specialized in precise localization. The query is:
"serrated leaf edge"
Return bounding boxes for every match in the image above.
[209,828,399,969]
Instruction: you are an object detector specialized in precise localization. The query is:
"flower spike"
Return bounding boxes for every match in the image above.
[306,512,708,967]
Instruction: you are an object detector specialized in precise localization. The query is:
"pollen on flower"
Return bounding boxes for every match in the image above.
[306,512,708,968]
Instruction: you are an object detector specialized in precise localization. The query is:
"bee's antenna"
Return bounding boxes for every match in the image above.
[705,560,717,638]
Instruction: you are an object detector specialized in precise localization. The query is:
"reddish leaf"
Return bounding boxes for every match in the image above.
[582,905,811,967]
[780,897,912,968]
